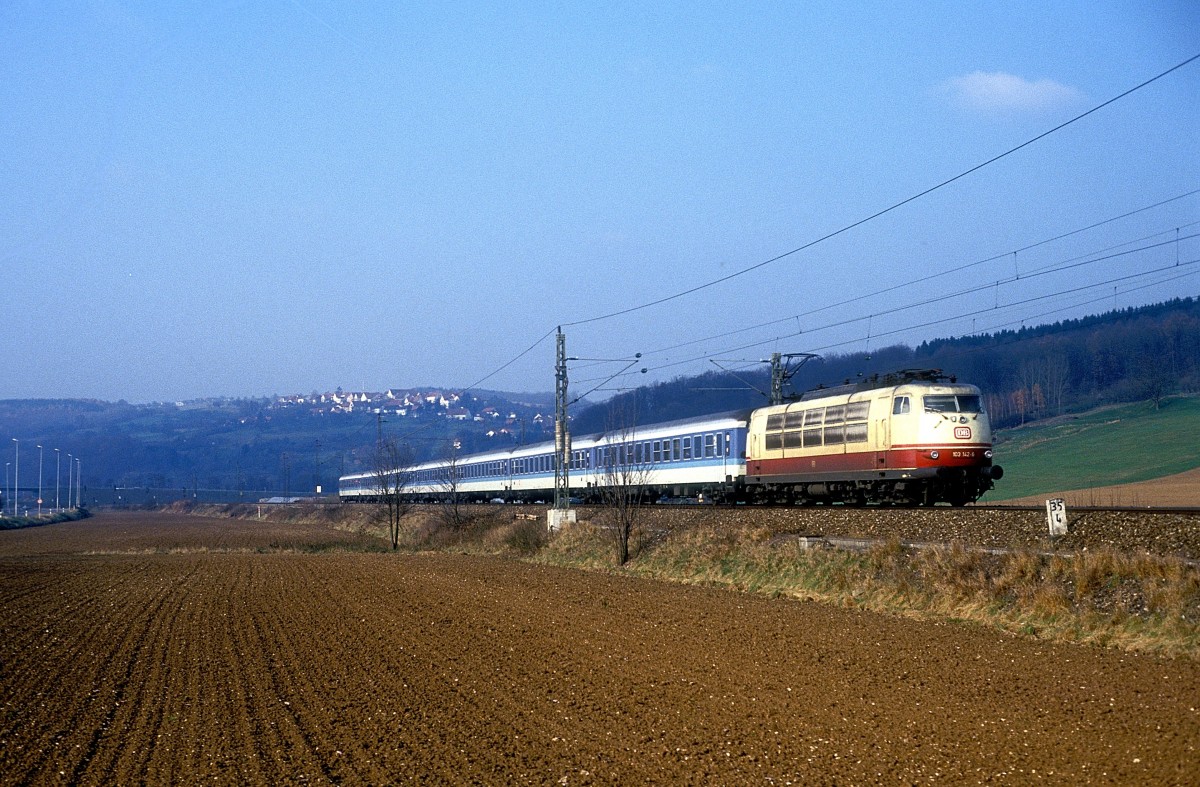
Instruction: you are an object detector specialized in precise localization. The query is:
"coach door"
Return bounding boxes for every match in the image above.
[876,396,894,469]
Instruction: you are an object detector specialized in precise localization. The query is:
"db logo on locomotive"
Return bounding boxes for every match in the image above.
[954,426,972,439]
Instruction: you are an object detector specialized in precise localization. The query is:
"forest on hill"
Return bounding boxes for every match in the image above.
[571,297,1200,433]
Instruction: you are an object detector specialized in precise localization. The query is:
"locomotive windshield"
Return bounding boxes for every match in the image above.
[923,394,984,413]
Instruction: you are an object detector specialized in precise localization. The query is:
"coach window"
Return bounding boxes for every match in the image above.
[652,440,661,463]
[705,434,716,457]
[672,438,681,461]
[893,396,910,415]
[682,438,692,460]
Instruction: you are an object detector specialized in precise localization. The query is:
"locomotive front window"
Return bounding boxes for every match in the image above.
[958,395,983,413]
[893,396,910,415]
[924,394,983,413]
[923,395,957,413]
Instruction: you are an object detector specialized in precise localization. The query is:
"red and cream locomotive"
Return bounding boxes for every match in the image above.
[744,370,1002,505]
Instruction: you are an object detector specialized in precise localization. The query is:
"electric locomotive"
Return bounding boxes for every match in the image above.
[745,370,1002,505]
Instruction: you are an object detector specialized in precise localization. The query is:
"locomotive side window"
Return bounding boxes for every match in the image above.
[845,423,868,443]
[784,410,804,428]
[765,432,783,450]
[825,404,845,424]
[784,431,803,448]
[893,396,910,415]
[824,424,845,445]
[846,401,870,421]
[804,408,824,426]
[767,413,784,431]
[803,428,822,447]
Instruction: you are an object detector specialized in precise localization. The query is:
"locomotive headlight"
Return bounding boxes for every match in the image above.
[929,450,940,460]
[984,450,993,459]
[959,416,967,424]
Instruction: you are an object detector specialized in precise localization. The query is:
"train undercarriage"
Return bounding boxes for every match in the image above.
[743,466,1003,507]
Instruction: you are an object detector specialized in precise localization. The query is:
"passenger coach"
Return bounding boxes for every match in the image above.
[339,411,750,504]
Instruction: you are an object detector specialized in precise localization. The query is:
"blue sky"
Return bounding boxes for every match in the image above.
[2,1,1197,402]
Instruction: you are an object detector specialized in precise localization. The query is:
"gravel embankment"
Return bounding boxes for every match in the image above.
[554,505,1200,560]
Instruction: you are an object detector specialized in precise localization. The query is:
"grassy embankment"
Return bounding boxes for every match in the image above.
[986,395,1200,501]
[0,508,91,530]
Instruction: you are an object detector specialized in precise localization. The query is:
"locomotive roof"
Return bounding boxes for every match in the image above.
[796,369,960,401]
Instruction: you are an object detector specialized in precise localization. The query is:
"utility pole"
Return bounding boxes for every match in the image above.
[549,327,576,531]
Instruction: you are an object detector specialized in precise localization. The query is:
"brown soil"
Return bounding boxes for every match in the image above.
[1001,466,1200,508]
[1,512,1197,784]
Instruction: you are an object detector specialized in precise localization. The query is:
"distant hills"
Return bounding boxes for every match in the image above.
[1,297,1196,506]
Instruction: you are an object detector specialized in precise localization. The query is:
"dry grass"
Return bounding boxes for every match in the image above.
[531,523,1200,658]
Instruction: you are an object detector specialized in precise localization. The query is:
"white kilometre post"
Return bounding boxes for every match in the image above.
[1046,498,1069,537]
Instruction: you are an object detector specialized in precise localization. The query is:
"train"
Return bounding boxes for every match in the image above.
[338,370,1002,507]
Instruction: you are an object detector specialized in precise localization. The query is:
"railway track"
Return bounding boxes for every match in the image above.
[532,501,1200,560]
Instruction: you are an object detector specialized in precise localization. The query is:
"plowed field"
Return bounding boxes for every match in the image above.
[1,513,1197,784]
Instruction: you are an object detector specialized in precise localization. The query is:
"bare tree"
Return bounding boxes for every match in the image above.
[599,407,652,566]
[437,440,470,530]
[373,438,414,550]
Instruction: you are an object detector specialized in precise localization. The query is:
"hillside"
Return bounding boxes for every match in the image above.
[571,297,1200,432]
[985,395,1200,502]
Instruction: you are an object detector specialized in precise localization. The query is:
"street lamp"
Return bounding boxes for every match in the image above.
[67,454,72,510]
[11,439,17,517]
[54,449,60,512]
[75,457,81,509]
[37,444,43,517]
[4,462,9,517]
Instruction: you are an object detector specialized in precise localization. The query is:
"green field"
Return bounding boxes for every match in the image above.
[985,395,1200,501]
